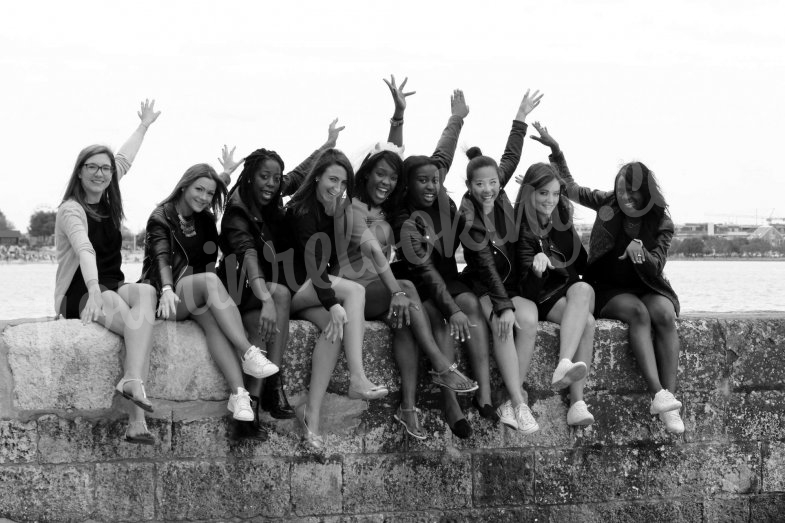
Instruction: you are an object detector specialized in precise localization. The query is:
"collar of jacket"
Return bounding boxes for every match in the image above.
[225,190,265,225]
[462,191,517,246]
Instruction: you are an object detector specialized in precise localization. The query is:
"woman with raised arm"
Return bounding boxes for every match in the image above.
[459,89,544,434]
[513,142,596,427]
[393,89,494,439]
[140,159,279,433]
[525,123,683,433]
[335,76,479,440]
[55,99,161,444]
[217,121,345,435]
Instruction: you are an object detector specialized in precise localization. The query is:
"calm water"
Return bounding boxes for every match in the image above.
[0,260,783,320]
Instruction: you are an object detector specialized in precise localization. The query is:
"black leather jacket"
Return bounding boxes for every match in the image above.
[460,120,527,314]
[140,202,219,294]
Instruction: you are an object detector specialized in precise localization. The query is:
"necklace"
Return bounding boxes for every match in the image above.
[177,209,196,238]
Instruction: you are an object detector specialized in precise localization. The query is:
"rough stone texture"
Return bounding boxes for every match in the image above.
[646,443,761,497]
[548,500,703,523]
[291,460,343,516]
[682,390,729,444]
[155,459,290,520]
[5,320,122,410]
[702,497,751,523]
[0,419,37,463]
[677,318,727,392]
[36,414,172,463]
[585,319,647,393]
[343,453,473,513]
[749,494,785,523]
[763,442,785,492]
[727,391,785,442]
[147,319,228,400]
[0,464,94,522]
[723,318,785,390]
[472,449,534,507]
[94,462,156,521]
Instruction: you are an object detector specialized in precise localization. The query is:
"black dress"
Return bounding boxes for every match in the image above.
[60,202,124,319]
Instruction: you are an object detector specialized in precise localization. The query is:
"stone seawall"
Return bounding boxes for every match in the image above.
[1,315,784,522]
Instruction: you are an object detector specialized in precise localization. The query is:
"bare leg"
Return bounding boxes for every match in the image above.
[175,273,253,358]
[479,295,524,406]
[511,296,539,390]
[423,300,464,428]
[600,293,662,393]
[641,294,680,393]
[190,308,244,391]
[454,292,492,406]
[100,283,156,437]
[295,306,339,435]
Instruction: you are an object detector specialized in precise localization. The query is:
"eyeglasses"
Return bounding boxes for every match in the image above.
[83,163,113,176]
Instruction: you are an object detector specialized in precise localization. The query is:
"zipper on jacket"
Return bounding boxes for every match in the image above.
[170,230,190,287]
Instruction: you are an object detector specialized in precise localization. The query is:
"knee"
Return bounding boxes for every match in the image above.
[271,284,291,309]
[628,301,651,327]
[138,283,158,306]
[515,307,538,332]
[649,304,676,330]
[344,279,365,303]
[570,282,594,303]
[457,293,481,317]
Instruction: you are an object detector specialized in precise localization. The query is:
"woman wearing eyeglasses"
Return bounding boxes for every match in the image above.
[55,100,161,445]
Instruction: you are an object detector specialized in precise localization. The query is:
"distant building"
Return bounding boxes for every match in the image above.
[0,230,21,245]
[749,226,783,246]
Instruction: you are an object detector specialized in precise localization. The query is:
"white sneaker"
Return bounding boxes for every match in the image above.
[227,387,255,421]
[650,389,682,414]
[551,359,587,390]
[496,400,518,430]
[514,402,540,434]
[659,410,685,434]
[567,400,595,426]
[242,346,279,379]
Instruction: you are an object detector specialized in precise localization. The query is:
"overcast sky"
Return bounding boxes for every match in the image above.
[2,0,784,233]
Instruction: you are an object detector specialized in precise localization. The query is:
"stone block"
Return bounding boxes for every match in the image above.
[155,458,289,520]
[440,506,549,522]
[750,494,785,523]
[472,449,534,507]
[703,497,750,523]
[36,414,171,463]
[574,393,667,446]
[533,449,572,504]
[549,500,703,523]
[0,419,37,463]
[525,321,563,392]
[5,320,122,410]
[727,391,785,442]
[94,462,156,521]
[586,319,649,393]
[146,319,227,400]
[682,390,729,443]
[291,459,343,516]
[343,453,472,513]
[677,318,726,392]
[724,318,785,390]
[170,413,232,459]
[646,443,760,497]
[0,464,93,522]
[763,442,785,492]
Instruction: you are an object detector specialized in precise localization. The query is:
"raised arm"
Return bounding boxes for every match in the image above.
[281,119,345,196]
[521,122,611,210]
[115,99,161,179]
[217,145,243,187]
[383,74,415,147]
[431,89,469,182]
[497,89,543,187]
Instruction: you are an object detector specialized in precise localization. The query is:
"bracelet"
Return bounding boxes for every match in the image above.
[389,117,404,127]
[632,239,643,246]
[161,285,173,293]
[391,291,407,297]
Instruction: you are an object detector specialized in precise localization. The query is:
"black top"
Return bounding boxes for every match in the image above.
[178,222,214,276]
[591,228,643,288]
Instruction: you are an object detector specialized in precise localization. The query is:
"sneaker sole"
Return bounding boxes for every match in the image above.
[242,364,280,379]
[232,411,255,422]
[517,423,540,435]
[650,401,683,415]
[551,363,587,390]
[568,417,595,426]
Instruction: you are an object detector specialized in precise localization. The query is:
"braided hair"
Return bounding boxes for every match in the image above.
[226,148,285,216]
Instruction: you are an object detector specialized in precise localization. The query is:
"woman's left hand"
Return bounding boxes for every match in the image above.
[325,118,346,148]
[218,145,244,176]
[137,99,161,128]
[387,292,418,329]
[492,308,519,341]
[619,241,647,264]
[515,89,544,122]
[383,74,416,113]
[258,298,279,342]
[156,289,180,319]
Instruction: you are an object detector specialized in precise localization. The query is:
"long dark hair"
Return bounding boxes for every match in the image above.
[614,161,667,226]
[513,162,574,237]
[226,148,286,218]
[61,144,123,228]
[354,150,403,215]
[287,149,355,216]
[159,163,227,218]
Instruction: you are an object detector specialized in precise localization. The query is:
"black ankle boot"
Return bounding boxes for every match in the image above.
[232,396,268,441]
[260,374,295,419]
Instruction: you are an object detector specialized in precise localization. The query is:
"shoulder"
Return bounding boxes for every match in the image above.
[57,200,86,224]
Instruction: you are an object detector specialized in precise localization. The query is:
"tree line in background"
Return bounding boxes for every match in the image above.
[2,208,783,258]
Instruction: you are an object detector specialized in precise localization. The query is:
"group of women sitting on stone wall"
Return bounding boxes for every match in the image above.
[54,78,683,449]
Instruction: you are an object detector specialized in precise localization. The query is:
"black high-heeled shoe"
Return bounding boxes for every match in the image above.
[260,373,295,419]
